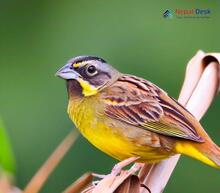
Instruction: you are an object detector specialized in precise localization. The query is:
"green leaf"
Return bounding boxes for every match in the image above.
[0,118,16,174]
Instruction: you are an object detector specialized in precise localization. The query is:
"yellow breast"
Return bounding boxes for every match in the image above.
[68,97,131,159]
[68,96,172,162]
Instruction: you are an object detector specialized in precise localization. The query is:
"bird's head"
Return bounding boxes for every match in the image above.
[56,56,121,97]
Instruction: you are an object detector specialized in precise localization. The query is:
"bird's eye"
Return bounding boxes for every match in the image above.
[85,65,98,76]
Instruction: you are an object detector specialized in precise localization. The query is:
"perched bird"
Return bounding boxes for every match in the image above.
[56,56,220,168]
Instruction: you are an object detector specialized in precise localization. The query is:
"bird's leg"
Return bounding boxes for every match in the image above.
[91,157,143,191]
[93,157,140,179]
[111,157,140,176]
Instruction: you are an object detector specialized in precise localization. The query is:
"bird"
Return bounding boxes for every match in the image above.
[56,55,220,169]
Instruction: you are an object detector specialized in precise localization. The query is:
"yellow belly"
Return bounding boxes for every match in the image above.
[68,98,172,163]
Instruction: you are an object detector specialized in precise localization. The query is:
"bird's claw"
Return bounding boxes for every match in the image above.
[111,157,140,176]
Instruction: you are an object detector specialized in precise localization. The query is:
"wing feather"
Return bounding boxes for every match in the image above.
[102,75,204,142]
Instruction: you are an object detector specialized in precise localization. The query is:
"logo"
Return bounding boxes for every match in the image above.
[163,8,211,19]
[163,10,173,18]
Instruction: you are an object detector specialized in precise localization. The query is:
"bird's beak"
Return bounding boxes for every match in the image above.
[56,63,79,80]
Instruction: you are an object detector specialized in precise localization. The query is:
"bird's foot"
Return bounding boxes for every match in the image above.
[111,157,140,176]
[92,157,141,180]
[90,157,146,192]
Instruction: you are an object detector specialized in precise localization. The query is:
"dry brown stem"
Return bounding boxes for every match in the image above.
[23,130,78,193]
[138,50,220,193]
[62,173,93,193]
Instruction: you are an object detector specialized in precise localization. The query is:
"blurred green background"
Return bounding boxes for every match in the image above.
[0,0,220,192]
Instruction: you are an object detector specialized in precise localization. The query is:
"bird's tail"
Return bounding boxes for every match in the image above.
[176,138,220,169]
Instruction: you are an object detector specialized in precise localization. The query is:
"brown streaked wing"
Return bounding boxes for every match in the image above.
[102,75,204,142]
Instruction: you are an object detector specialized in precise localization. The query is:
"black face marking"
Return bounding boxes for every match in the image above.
[66,80,83,98]
[64,55,120,91]
[71,61,112,87]
[89,73,112,87]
